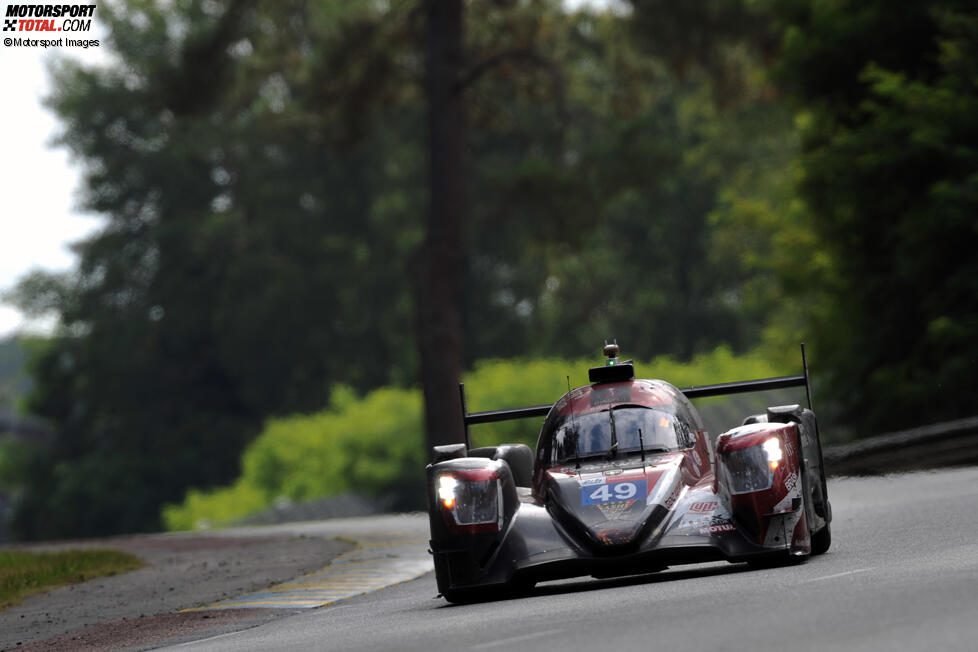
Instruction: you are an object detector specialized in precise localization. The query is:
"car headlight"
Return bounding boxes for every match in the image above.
[438,469,502,533]
[762,437,783,469]
[723,442,777,494]
[438,475,458,509]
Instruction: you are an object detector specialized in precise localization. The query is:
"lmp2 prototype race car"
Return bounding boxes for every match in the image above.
[426,344,832,603]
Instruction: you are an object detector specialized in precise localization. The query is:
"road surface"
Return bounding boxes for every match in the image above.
[162,467,978,651]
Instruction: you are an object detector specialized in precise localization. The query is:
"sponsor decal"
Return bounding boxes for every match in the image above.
[662,483,682,510]
[677,515,729,533]
[692,450,702,468]
[688,500,717,514]
[699,522,735,535]
[596,501,635,520]
[783,471,799,493]
[583,479,647,506]
[580,475,606,487]
[595,526,635,544]
[783,438,794,457]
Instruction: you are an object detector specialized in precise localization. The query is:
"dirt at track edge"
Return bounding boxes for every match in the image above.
[0,533,352,651]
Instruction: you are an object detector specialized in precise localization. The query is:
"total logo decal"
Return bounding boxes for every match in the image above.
[699,522,735,535]
[674,514,735,536]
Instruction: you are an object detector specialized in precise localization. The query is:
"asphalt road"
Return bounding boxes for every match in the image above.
[161,466,978,652]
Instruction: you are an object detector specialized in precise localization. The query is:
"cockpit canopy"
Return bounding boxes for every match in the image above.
[546,406,692,464]
[535,379,704,466]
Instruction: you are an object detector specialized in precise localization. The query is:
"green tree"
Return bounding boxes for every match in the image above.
[9,0,426,537]
[7,0,809,538]
[507,6,792,361]
[767,1,978,432]
[0,337,30,413]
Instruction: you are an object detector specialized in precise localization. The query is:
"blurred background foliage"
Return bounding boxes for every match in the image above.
[0,0,975,538]
[162,348,785,530]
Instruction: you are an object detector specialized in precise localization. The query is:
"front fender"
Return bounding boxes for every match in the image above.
[715,422,805,549]
[426,457,520,592]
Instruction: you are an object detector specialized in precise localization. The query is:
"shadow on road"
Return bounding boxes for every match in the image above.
[533,561,753,596]
[437,561,754,607]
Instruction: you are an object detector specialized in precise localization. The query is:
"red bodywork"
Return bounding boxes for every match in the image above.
[531,380,812,556]
[427,364,832,602]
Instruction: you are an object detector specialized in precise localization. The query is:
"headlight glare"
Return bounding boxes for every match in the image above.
[438,474,457,508]
[762,437,783,469]
[438,469,502,533]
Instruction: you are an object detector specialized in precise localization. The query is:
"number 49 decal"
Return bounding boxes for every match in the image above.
[582,480,647,506]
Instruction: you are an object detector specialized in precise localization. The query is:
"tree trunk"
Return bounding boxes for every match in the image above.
[416,0,466,454]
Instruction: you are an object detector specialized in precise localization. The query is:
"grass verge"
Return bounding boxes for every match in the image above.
[0,548,145,610]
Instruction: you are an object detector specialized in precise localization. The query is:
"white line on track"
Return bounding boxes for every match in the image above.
[804,567,876,583]
[470,629,563,650]
[168,629,247,648]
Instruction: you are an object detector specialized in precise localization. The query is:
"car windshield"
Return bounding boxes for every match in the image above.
[549,406,683,463]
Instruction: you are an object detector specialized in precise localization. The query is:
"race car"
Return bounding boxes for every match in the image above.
[426,344,832,603]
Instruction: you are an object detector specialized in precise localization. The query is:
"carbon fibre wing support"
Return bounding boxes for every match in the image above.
[463,403,553,426]
[679,374,806,399]
[459,344,814,434]
[458,393,552,443]
[680,342,814,403]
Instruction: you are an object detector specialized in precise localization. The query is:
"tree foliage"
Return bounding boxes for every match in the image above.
[0,337,30,413]
[163,348,786,530]
[766,0,978,432]
[11,0,426,538]
[10,0,925,538]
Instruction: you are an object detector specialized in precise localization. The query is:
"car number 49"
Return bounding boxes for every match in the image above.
[583,481,644,505]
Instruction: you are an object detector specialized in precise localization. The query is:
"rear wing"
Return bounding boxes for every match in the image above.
[458,344,815,448]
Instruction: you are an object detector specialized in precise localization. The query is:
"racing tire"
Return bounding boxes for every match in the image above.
[750,430,815,570]
[746,550,804,569]
[442,580,534,605]
[811,520,832,556]
[797,432,830,556]
[442,588,488,604]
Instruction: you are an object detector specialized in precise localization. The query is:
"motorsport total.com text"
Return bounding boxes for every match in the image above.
[4,3,96,34]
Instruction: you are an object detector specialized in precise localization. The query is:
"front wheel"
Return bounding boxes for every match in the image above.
[746,550,805,569]
[442,579,534,604]
[811,519,832,555]
[442,588,486,604]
